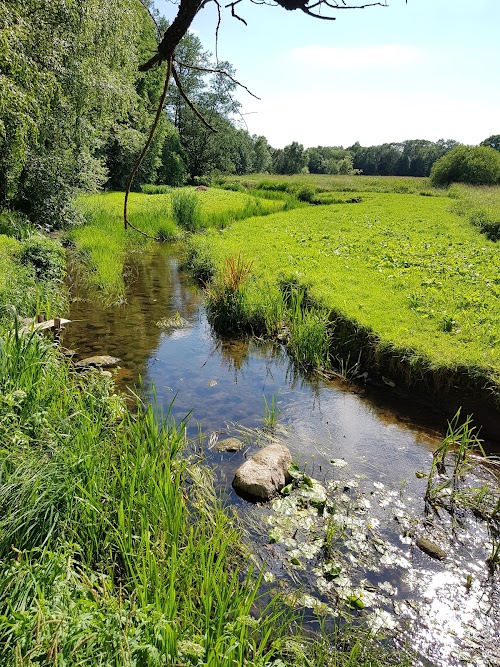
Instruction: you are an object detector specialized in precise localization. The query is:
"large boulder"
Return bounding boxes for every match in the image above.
[233,444,292,501]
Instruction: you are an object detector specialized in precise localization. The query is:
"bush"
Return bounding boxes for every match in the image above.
[0,210,35,240]
[295,185,319,203]
[16,235,66,282]
[171,190,202,232]
[430,145,500,187]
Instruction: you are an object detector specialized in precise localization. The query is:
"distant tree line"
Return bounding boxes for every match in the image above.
[2,0,499,230]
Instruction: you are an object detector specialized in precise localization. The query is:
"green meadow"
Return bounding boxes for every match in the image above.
[188,184,500,401]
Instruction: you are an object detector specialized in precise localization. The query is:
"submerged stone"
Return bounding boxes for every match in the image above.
[214,437,244,452]
[75,355,121,369]
[415,536,447,561]
[233,444,292,501]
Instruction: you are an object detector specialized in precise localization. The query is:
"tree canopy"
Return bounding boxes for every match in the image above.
[430,145,500,187]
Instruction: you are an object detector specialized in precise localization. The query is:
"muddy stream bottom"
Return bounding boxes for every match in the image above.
[63,245,499,667]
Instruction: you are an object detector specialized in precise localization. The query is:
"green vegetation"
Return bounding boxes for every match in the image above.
[188,183,500,402]
[72,189,285,302]
[430,145,500,187]
[449,183,500,240]
[0,256,407,666]
[228,173,439,195]
[0,233,67,320]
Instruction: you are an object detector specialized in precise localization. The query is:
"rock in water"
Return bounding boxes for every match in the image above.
[215,437,244,452]
[74,355,121,369]
[233,444,292,501]
[415,536,447,561]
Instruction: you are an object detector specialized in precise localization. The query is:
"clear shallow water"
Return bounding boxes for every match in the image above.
[64,245,499,667]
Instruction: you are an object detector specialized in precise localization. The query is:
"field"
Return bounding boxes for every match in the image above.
[188,180,500,403]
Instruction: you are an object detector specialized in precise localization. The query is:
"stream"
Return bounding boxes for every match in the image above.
[64,244,499,667]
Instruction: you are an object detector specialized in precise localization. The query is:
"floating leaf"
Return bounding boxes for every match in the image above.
[346,594,364,610]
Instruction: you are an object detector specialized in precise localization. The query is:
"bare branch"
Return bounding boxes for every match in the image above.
[214,0,222,62]
[172,64,218,132]
[124,58,173,236]
[225,1,248,25]
[174,60,261,100]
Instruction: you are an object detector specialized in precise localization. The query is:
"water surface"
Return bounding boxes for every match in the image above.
[64,245,499,667]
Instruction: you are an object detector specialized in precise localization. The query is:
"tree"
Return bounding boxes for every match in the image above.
[253,136,273,173]
[1,0,164,227]
[273,142,307,175]
[430,145,500,187]
[481,135,500,152]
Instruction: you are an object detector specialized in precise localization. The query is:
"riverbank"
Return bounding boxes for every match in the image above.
[0,219,410,664]
[185,186,500,421]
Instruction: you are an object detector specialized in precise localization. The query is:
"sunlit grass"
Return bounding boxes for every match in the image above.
[226,172,439,195]
[72,189,284,302]
[449,183,500,240]
[189,191,500,398]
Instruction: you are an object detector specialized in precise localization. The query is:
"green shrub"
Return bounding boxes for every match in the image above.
[430,145,500,186]
[171,190,202,232]
[16,235,66,281]
[0,210,35,240]
[296,185,319,203]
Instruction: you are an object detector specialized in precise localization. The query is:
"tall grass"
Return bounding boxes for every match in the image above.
[449,183,500,240]
[171,189,202,231]
[0,326,287,664]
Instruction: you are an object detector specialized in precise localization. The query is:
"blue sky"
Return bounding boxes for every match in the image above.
[155,0,500,148]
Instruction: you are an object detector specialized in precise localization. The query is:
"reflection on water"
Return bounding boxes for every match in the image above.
[64,245,499,667]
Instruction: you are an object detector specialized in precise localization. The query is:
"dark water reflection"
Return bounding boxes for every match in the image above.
[64,245,499,667]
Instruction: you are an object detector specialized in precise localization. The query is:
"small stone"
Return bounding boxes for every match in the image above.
[214,437,244,452]
[75,355,121,369]
[415,536,447,560]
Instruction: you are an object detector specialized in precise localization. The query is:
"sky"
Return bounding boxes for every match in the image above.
[155,0,500,149]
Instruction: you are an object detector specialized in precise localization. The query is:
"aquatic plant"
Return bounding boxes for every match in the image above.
[263,393,281,432]
[204,254,254,334]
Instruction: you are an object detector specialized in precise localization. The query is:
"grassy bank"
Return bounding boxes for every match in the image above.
[187,188,500,404]
[449,183,500,240]
[0,212,408,665]
[72,189,288,302]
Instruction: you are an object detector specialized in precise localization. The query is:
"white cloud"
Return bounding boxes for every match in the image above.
[287,44,423,70]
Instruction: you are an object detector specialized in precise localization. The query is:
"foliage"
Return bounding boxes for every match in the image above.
[0,234,67,319]
[0,0,165,228]
[0,210,34,240]
[16,234,66,282]
[430,145,500,186]
[273,142,308,175]
[350,139,459,177]
[480,134,500,152]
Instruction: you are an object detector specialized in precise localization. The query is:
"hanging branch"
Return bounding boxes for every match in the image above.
[171,64,218,132]
[124,57,173,236]
[174,60,261,100]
